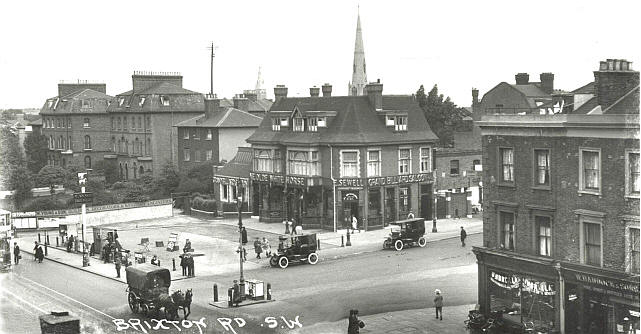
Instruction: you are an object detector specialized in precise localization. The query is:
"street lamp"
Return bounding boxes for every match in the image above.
[236,178,245,300]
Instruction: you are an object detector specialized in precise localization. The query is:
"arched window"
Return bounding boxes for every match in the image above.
[84,135,91,149]
[139,166,144,176]
[146,138,151,155]
[124,163,129,180]
[111,137,116,152]
[58,136,62,149]
[49,135,53,149]
[119,163,123,180]
[68,136,72,150]
[84,156,91,169]
[120,137,125,153]
[125,140,129,154]
[133,162,137,179]
[134,138,140,154]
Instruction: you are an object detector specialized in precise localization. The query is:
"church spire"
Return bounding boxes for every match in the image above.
[348,8,367,96]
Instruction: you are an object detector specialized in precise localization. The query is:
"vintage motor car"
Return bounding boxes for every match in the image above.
[383,218,427,251]
[270,233,319,269]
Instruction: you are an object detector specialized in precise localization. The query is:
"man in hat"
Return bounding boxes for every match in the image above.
[460,226,467,247]
[434,289,443,320]
[232,280,241,306]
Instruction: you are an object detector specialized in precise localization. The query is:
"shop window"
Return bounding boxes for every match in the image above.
[629,227,640,274]
[420,147,431,173]
[368,188,382,225]
[626,150,640,197]
[579,148,600,194]
[183,148,190,162]
[534,149,550,187]
[398,148,411,175]
[341,151,359,177]
[499,147,514,183]
[449,160,459,176]
[399,187,410,216]
[582,221,602,266]
[221,184,229,202]
[367,150,381,177]
[535,216,551,256]
[500,211,515,250]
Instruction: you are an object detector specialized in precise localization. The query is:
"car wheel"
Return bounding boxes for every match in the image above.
[278,256,289,269]
[418,237,427,248]
[307,252,318,264]
[394,240,404,251]
[128,292,139,313]
[269,256,278,267]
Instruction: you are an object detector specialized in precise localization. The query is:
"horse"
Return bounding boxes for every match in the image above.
[155,292,179,320]
[173,289,193,320]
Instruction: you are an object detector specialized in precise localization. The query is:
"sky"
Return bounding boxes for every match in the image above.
[1,0,640,110]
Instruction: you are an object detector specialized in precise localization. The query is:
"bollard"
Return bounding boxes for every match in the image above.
[214,284,218,302]
[432,219,438,233]
[346,231,352,247]
[317,239,321,250]
[46,234,50,246]
[228,288,233,307]
[44,243,48,256]
[38,233,41,243]
[341,235,345,247]
[266,283,271,300]
[172,258,176,271]
[56,237,59,247]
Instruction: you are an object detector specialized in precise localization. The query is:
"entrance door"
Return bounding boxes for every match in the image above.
[436,196,447,219]
[420,184,432,220]
[342,201,358,229]
[384,188,396,224]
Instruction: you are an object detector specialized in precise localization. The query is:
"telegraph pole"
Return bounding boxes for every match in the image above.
[207,42,218,95]
[78,173,90,267]
[237,178,245,299]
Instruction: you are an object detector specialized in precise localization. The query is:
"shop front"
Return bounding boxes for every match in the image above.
[562,265,640,334]
[475,249,560,333]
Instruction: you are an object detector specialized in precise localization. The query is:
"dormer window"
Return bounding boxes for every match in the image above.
[293,118,304,132]
[160,96,170,106]
[139,96,146,107]
[83,118,90,128]
[119,97,125,107]
[47,100,53,108]
[308,118,318,132]
[272,118,281,131]
[81,100,91,108]
[317,117,327,127]
[386,115,407,131]
[386,116,395,126]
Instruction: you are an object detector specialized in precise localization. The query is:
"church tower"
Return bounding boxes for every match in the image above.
[348,9,367,96]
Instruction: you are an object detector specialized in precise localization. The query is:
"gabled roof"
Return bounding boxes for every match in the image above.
[571,82,595,94]
[214,147,252,178]
[175,108,263,128]
[247,95,438,145]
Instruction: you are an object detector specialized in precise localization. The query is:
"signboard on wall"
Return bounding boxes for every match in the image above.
[335,173,433,188]
[343,192,359,201]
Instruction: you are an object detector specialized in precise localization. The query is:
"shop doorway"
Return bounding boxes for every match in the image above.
[420,184,432,220]
[341,191,359,229]
[436,196,447,219]
[384,188,396,225]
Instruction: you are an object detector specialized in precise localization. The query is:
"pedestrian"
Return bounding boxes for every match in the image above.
[151,255,159,266]
[351,215,359,233]
[434,289,443,320]
[33,241,38,261]
[290,218,296,235]
[115,253,121,278]
[242,247,247,262]
[184,238,192,252]
[348,309,365,334]
[262,237,271,257]
[232,280,241,306]
[14,243,20,265]
[407,211,415,219]
[186,253,194,277]
[254,237,262,259]
[180,251,187,276]
[35,244,44,263]
[241,227,248,245]
[460,226,467,247]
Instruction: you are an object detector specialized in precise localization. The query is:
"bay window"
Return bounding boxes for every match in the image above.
[288,150,320,176]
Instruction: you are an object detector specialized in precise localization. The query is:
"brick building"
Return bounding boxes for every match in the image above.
[473,59,640,333]
[236,82,439,231]
[175,94,263,172]
[40,82,112,169]
[106,72,204,179]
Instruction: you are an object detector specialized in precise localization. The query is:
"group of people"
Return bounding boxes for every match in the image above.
[32,242,44,263]
[252,237,272,259]
[180,250,195,277]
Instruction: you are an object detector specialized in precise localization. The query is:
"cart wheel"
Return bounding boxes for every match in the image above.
[394,240,404,251]
[418,237,427,248]
[307,252,318,265]
[128,292,139,313]
[269,256,278,267]
[278,256,289,269]
[383,241,389,249]
[140,303,149,316]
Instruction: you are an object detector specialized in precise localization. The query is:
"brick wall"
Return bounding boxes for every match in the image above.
[177,127,220,172]
[482,134,639,271]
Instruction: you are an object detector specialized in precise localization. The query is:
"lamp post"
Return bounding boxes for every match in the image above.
[78,173,90,267]
[236,178,245,300]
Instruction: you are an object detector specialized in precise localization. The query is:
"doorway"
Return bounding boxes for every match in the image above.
[384,188,396,225]
[420,184,432,220]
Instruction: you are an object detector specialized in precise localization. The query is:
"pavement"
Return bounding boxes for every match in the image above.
[293,304,476,334]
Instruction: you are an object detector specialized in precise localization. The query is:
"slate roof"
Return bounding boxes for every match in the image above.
[214,147,253,178]
[512,84,549,98]
[247,95,438,146]
[175,108,263,128]
[40,89,113,115]
[108,82,204,113]
[29,118,42,126]
[571,82,595,94]
[572,96,598,114]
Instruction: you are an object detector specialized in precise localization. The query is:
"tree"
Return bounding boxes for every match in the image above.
[35,165,67,189]
[24,133,49,174]
[416,84,466,146]
[10,166,33,209]
[186,162,215,193]
[93,159,118,185]
[63,164,84,193]
[0,127,23,190]
[155,162,181,196]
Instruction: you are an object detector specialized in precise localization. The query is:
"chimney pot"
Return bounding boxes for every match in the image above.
[322,83,332,97]
[310,86,320,97]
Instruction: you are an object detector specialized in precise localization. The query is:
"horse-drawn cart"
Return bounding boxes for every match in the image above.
[126,264,192,320]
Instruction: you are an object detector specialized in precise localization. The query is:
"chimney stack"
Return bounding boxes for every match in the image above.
[203,94,220,120]
[310,86,320,97]
[243,90,258,101]
[322,83,332,97]
[274,85,288,101]
[365,79,383,111]
[233,94,249,111]
[594,59,639,112]
[540,73,554,94]
[472,88,479,105]
[515,73,529,85]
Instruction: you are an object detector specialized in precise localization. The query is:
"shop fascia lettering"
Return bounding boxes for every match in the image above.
[573,273,640,294]
[249,172,305,186]
[334,173,431,187]
[212,176,249,187]
[490,271,556,296]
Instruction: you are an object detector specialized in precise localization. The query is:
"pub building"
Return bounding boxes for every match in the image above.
[244,82,439,231]
[473,59,640,334]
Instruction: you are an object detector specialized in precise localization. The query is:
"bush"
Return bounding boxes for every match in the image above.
[21,197,67,211]
[191,196,217,213]
[111,181,128,190]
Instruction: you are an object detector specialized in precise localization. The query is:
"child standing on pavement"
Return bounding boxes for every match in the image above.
[433,289,443,320]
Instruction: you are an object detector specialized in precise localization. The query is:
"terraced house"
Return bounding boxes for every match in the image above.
[235,81,439,231]
[473,59,640,334]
